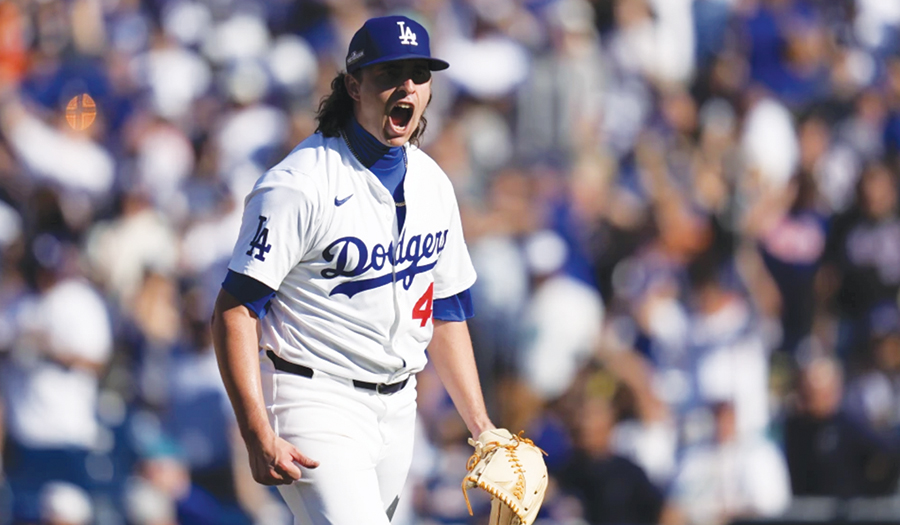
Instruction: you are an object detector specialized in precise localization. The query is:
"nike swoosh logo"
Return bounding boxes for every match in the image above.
[335,194,353,206]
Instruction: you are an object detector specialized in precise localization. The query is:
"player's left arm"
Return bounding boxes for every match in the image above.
[427,171,492,437]
[428,318,495,439]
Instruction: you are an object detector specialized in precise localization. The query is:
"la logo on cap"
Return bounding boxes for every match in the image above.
[397,21,418,46]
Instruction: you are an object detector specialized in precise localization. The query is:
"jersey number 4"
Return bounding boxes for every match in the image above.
[247,215,272,261]
[412,282,434,327]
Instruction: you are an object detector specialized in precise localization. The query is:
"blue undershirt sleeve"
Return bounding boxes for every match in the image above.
[222,270,277,319]
[432,288,474,322]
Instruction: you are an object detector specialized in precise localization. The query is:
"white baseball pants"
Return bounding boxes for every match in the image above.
[259,352,417,525]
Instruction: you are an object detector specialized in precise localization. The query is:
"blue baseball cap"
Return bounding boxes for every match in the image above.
[346,16,449,74]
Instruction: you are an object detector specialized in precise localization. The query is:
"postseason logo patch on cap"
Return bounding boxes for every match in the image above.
[347,50,365,66]
[346,15,449,73]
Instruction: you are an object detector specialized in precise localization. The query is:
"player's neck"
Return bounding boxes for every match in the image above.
[345,118,404,169]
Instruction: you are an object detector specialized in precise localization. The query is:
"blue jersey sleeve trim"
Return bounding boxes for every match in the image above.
[222,270,277,319]
[432,289,474,321]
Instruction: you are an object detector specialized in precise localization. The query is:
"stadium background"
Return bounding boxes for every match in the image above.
[2,0,900,523]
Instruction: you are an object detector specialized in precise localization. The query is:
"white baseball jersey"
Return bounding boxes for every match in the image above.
[228,132,476,384]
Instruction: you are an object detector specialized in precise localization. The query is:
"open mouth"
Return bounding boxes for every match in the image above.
[389,103,414,130]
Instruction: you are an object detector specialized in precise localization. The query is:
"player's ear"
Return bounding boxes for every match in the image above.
[345,72,362,102]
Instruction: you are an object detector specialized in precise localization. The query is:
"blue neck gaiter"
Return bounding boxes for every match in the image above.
[345,118,406,200]
[344,118,408,229]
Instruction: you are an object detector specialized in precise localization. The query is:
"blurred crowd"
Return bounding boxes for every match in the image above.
[3,0,900,524]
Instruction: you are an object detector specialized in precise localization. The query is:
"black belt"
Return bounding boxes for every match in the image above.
[266,350,409,395]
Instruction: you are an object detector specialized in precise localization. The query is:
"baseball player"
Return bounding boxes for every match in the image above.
[211,15,496,524]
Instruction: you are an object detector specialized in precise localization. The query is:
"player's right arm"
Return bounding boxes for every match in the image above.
[211,289,319,485]
[214,167,320,485]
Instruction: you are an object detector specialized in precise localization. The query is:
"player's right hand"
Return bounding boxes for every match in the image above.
[248,433,319,486]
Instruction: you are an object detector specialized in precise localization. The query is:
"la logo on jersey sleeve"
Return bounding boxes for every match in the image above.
[247,215,272,261]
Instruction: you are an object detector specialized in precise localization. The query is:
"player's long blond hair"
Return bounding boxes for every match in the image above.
[315,72,428,146]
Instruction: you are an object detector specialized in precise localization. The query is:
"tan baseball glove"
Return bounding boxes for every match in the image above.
[462,428,549,525]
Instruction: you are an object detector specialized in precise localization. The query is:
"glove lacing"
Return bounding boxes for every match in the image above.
[462,431,547,517]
